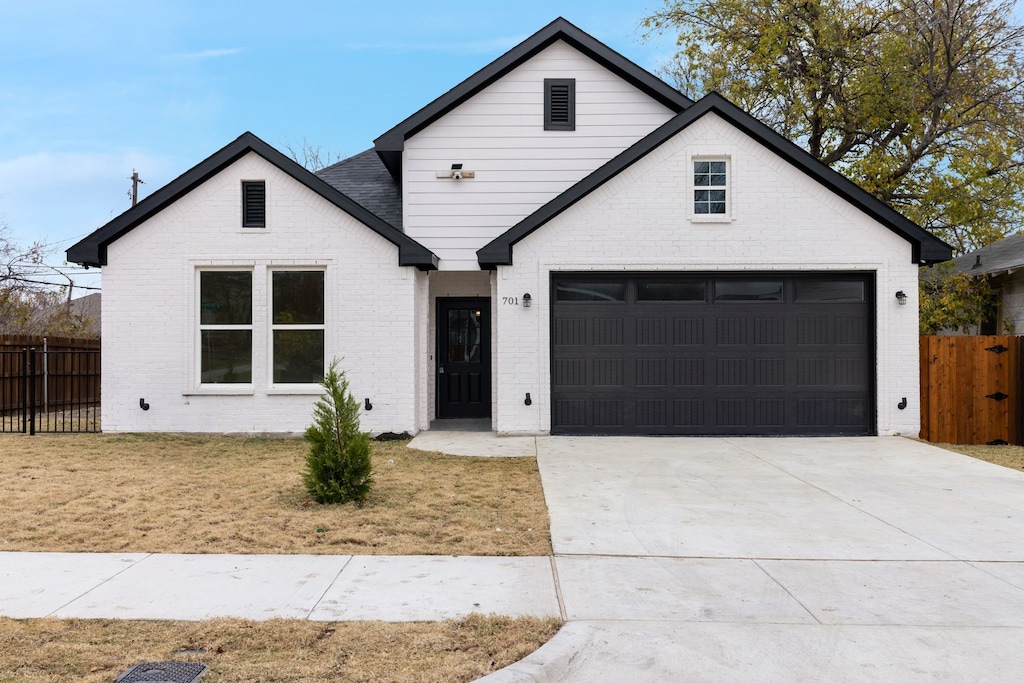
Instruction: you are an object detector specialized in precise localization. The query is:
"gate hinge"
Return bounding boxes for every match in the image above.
[986,392,1009,401]
[985,344,1009,354]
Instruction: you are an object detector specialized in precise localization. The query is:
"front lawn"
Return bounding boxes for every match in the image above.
[932,442,1024,472]
[0,433,558,682]
[0,433,551,556]
[0,615,561,682]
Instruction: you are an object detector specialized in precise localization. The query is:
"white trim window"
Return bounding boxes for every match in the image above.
[692,159,729,219]
[198,270,253,385]
[270,269,325,385]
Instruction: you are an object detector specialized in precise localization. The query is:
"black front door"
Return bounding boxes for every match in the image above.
[437,298,491,419]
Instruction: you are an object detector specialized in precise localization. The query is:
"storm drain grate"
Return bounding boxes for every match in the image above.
[115,661,208,683]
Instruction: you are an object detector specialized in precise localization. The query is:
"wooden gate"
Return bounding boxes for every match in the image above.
[919,335,1022,445]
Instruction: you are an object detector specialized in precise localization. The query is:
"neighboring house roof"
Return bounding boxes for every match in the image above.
[24,292,101,338]
[478,92,954,268]
[372,17,695,180]
[70,292,101,325]
[67,132,438,270]
[317,149,402,230]
[950,232,1024,277]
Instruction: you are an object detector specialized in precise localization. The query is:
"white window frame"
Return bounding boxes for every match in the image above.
[268,268,326,389]
[689,156,732,222]
[196,267,255,390]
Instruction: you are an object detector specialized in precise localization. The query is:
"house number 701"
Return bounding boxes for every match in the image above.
[502,297,519,306]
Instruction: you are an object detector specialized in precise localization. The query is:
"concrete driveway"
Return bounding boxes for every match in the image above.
[534,437,1024,681]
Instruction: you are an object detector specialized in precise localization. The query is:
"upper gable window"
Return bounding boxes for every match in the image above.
[691,159,731,221]
[242,181,266,228]
[544,79,575,131]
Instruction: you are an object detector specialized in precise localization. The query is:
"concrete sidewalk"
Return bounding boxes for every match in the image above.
[0,552,560,622]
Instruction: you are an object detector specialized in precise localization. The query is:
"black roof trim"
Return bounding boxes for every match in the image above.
[67,132,438,270]
[477,92,953,268]
[372,17,694,179]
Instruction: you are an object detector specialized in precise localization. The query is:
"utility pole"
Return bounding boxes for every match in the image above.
[129,170,144,206]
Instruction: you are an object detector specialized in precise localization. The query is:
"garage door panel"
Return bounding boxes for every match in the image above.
[672,318,705,345]
[754,317,785,345]
[551,274,873,436]
[636,318,669,345]
[592,317,625,345]
[672,358,705,386]
[592,358,624,386]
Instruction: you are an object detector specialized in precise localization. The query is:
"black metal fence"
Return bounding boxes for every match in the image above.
[0,347,101,434]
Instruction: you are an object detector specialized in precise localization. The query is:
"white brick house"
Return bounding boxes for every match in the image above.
[68,18,951,437]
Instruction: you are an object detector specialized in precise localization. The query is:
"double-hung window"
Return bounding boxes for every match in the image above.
[199,271,253,384]
[271,270,325,384]
[693,160,728,216]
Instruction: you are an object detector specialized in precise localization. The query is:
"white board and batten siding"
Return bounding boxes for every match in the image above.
[403,40,676,270]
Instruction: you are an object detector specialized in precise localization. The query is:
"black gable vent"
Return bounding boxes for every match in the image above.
[545,79,575,131]
[242,180,266,228]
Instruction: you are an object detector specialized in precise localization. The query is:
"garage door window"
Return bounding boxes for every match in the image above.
[555,281,626,302]
[714,280,783,301]
[636,281,706,301]
[794,278,866,302]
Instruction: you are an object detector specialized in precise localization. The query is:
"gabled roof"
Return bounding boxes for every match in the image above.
[67,132,438,270]
[477,92,954,268]
[317,149,402,230]
[372,17,694,180]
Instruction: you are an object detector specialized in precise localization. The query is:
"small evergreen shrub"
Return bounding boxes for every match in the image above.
[303,360,373,504]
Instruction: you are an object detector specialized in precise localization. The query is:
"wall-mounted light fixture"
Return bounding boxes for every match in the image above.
[525,393,532,406]
[435,163,475,180]
[364,398,373,411]
[139,398,150,411]
[523,293,532,308]
[895,290,908,306]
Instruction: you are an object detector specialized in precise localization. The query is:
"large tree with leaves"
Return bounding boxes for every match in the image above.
[644,0,1024,255]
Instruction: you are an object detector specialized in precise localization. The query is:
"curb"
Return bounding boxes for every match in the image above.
[474,622,594,683]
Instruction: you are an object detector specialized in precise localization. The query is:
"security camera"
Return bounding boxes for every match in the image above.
[452,170,463,180]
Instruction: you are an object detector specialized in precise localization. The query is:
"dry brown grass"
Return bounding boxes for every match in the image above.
[932,442,1024,473]
[0,614,562,682]
[0,433,550,556]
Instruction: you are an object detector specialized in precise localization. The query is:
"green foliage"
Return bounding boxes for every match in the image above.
[918,262,996,334]
[303,359,373,505]
[643,0,1024,254]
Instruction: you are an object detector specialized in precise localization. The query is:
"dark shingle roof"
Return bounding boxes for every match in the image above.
[317,150,402,230]
[950,232,1024,276]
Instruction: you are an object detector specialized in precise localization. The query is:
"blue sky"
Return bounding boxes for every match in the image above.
[0,1,679,293]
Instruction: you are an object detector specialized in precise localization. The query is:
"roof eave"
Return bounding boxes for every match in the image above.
[476,92,954,268]
[373,17,692,180]
[67,132,438,270]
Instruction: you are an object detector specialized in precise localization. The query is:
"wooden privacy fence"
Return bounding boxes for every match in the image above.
[920,335,1023,445]
[0,336,101,434]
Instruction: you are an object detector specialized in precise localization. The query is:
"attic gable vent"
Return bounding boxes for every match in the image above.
[544,78,575,131]
[242,180,266,228]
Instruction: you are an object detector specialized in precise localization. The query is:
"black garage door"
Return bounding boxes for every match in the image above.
[551,274,874,436]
